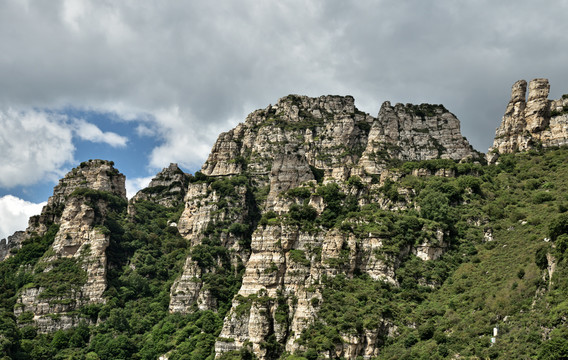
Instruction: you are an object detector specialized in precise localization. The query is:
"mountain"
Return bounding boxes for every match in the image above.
[488,78,568,162]
[1,79,568,359]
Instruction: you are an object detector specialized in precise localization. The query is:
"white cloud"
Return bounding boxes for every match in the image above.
[0,195,46,240]
[0,108,130,189]
[136,124,156,137]
[72,118,128,147]
[147,107,215,170]
[0,109,75,187]
[125,176,153,199]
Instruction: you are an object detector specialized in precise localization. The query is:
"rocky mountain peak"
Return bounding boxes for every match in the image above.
[201,94,477,182]
[148,163,186,187]
[25,159,126,237]
[131,163,190,208]
[171,94,480,358]
[358,101,480,175]
[273,94,356,121]
[47,159,126,207]
[200,94,373,179]
[13,160,128,332]
[488,78,568,162]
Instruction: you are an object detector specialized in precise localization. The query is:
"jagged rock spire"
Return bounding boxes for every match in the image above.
[13,160,127,333]
[131,163,190,208]
[488,79,568,163]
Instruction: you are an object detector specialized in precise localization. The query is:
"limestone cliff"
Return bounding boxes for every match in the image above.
[0,231,26,262]
[131,163,190,209]
[488,78,568,162]
[170,177,253,314]
[166,94,473,359]
[359,102,479,175]
[4,83,568,359]
[14,160,127,333]
[201,95,479,183]
[0,160,126,262]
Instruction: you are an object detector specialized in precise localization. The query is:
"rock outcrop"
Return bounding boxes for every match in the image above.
[0,231,26,262]
[131,163,190,209]
[359,102,479,174]
[201,95,374,183]
[488,78,568,162]
[14,160,127,333]
[166,94,474,359]
[2,94,477,355]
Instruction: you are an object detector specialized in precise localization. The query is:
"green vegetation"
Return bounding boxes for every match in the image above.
[35,257,87,299]
[550,104,568,117]
[4,144,568,359]
[288,250,310,266]
[406,103,447,118]
[291,147,568,359]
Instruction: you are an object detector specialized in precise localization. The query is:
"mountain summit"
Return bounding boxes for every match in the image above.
[2,82,568,359]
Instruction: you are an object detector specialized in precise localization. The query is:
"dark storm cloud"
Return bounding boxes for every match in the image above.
[1,0,568,171]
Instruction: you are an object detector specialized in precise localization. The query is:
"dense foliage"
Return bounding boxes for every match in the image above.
[2,147,568,359]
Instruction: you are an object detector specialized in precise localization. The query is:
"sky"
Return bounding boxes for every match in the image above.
[1,0,568,239]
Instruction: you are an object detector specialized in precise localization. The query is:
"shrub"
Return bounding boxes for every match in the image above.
[289,250,310,266]
[259,211,278,226]
[347,176,364,189]
[287,186,312,199]
[535,247,549,270]
[289,204,318,223]
[228,223,249,236]
[549,213,568,241]
[533,192,555,204]
[419,190,452,225]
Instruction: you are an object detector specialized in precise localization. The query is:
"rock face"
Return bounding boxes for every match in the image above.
[131,163,190,208]
[165,94,473,359]
[200,94,478,184]
[359,102,479,174]
[0,231,26,262]
[201,95,374,183]
[14,160,127,333]
[488,79,568,161]
[2,94,476,355]
[171,177,252,314]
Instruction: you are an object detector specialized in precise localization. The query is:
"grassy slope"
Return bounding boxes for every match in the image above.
[376,148,568,359]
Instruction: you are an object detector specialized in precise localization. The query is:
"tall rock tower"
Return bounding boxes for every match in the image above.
[14,160,127,333]
[488,78,568,162]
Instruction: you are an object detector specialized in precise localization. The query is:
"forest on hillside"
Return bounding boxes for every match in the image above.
[1,148,568,359]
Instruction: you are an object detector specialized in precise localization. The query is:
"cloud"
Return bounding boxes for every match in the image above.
[72,118,128,147]
[0,108,131,188]
[1,0,568,176]
[147,107,218,170]
[0,195,46,240]
[136,124,156,137]
[125,176,153,199]
[0,109,75,187]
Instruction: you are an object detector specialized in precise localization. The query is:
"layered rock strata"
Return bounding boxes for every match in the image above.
[166,94,474,359]
[169,179,251,313]
[214,218,448,358]
[131,163,190,208]
[359,102,479,174]
[0,231,26,262]
[488,78,568,162]
[14,160,127,333]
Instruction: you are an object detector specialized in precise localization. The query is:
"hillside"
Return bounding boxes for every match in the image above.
[1,79,568,359]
